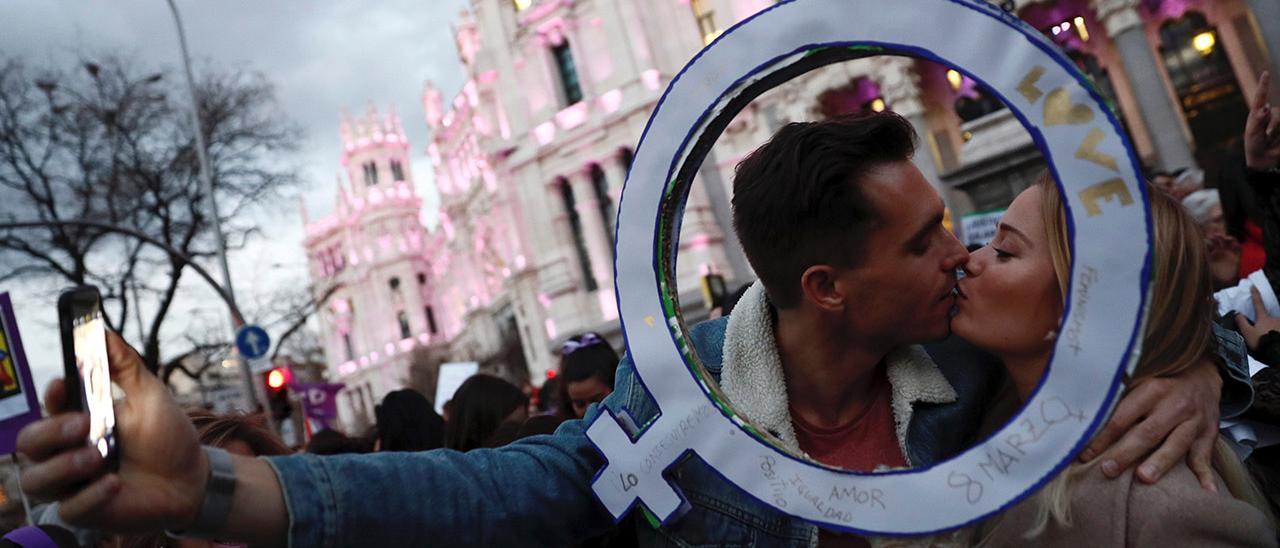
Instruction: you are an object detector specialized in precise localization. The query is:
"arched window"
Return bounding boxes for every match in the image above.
[390,160,406,182]
[342,332,354,361]
[363,161,379,186]
[425,305,439,335]
[619,148,634,174]
[551,42,583,106]
[397,310,411,339]
[559,178,597,291]
[590,165,615,246]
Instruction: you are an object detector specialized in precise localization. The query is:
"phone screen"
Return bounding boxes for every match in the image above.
[72,306,116,458]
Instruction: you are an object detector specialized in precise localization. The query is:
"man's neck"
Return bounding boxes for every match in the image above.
[775,307,891,430]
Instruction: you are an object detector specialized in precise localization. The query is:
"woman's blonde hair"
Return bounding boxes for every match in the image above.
[1027,172,1274,536]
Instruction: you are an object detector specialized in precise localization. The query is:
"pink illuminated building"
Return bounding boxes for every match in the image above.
[303,104,445,429]
[306,0,1279,427]
[417,1,772,389]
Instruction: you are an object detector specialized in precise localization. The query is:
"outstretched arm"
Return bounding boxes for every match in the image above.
[18,331,628,546]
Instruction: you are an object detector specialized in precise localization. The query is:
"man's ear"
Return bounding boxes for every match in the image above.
[799,265,845,313]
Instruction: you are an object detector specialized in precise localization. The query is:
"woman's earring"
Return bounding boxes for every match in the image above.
[1043,330,1058,341]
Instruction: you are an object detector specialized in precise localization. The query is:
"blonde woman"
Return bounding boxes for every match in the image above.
[954,176,1276,546]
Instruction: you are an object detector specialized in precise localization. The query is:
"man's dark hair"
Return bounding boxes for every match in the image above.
[731,112,917,308]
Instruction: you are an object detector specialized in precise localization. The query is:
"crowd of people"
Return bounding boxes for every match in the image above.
[3,71,1279,547]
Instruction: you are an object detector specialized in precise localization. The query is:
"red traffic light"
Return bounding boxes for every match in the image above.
[266,368,288,390]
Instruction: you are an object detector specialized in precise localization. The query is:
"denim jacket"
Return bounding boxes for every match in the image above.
[265,316,1002,548]
[264,317,1250,547]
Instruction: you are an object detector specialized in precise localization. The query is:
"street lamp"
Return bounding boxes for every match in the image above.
[165,0,267,417]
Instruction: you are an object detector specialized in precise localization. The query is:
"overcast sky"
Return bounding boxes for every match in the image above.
[0,0,470,392]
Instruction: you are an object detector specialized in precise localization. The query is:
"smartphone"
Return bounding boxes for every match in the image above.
[57,286,118,462]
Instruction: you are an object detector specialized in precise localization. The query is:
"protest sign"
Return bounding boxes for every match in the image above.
[434,362,478,415]
[587,0,1150,536]
[0,293,44,455]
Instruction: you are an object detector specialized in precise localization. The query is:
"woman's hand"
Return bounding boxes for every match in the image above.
[1234,286,1280,351]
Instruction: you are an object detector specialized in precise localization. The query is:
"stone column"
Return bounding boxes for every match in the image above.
[601,151,629,203]
[697,149,753,285]
[1246,0,1280,102]
[878,58,943,189]
[1093,0,1198,172]
[567,169,617,317]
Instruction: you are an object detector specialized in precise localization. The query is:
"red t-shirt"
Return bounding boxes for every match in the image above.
[791,371,907,471]
[792,370,905,547]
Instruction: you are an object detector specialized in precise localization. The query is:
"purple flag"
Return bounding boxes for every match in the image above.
[296,382,344,428]
[0,293,44,454]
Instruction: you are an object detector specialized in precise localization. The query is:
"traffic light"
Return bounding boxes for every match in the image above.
[263,367,293,421]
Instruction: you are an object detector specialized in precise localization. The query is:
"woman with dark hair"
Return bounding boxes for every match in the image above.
[374,389,444,452]
[442,374,528,451]
[557,333,619,419]
[306,428,370,455]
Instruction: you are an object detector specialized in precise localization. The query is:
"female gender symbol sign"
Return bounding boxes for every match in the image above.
[586,0,1152,536]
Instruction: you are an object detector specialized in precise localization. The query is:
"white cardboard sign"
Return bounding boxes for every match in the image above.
[434,361,479,415]
[586,0,1151,536]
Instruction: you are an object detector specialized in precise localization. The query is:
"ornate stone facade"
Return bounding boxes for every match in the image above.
[306,0,1280,428]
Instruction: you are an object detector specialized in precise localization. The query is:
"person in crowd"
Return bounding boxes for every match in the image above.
[14,113,1245,547]
[557,333,618,419]
[1150,167,1203,202]
[708,282,753,319]
[185,411,292,458]
[373,388,444,452]
[305,428,370,455]
[442,374,528,451]
[957,175,1276,546]
[1219,151,1270,278]
[1215,70,1280,520]
[535,375,563,416]
[1184,189,1245,289]
[0,525,78,548]
[1184,188,1227,236]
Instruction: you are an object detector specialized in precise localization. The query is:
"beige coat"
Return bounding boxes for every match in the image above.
[975,460,1276,547]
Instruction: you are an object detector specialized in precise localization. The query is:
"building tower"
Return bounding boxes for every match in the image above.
[303,104,441,431]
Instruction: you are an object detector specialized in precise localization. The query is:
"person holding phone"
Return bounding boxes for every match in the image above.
[13,115,1247,546]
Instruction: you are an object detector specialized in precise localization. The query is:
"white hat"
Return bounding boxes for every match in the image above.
[1181,188,1220,224]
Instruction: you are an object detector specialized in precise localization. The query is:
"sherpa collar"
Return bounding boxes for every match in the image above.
[719,281,958,465]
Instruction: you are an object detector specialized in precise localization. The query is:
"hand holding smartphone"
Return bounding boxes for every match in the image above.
[57,286,118,462]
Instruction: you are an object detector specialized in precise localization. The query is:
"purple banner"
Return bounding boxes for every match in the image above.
[0,293,44,455]
[296,382,344,427]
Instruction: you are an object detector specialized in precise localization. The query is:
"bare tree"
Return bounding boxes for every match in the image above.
[0,56,301,373]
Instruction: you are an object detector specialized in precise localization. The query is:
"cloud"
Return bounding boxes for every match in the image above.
[0,0,467,391]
